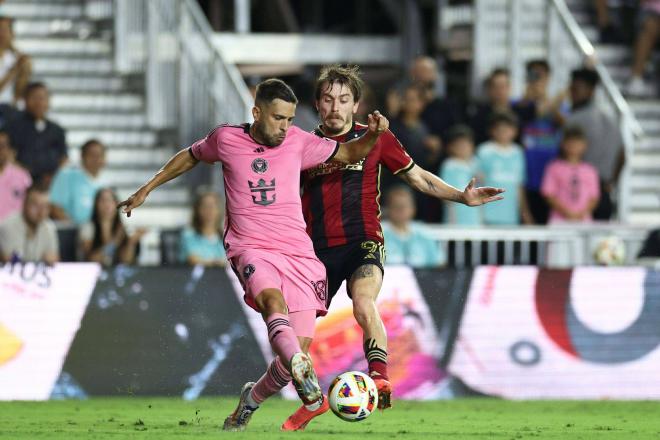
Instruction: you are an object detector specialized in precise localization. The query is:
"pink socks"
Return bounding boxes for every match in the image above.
[265,313,301,364]
[250,356,291,405]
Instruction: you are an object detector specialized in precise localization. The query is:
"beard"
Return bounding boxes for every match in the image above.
[253,122,285,147]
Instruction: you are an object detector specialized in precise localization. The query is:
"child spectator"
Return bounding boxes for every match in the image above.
[78,188,145,266]
[477,111,533,225]
[0,129,31,221]
[541,126,600,223]
[382,185,445,268]
[439,125,482,225]
[179,191,227,267]
[50,139,106,224]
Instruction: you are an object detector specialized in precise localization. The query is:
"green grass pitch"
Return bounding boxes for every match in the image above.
[1,398,660,439]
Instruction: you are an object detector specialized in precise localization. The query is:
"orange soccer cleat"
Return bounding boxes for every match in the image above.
[281,395,330,431]
[372,377,392,409]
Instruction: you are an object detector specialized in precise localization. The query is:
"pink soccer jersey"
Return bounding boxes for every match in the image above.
[189,124,339,259]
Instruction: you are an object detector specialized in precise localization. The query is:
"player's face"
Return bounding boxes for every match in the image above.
[252,99,296,146]
[316,82,359,136]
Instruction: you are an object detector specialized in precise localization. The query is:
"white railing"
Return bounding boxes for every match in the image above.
[113,0,252,145]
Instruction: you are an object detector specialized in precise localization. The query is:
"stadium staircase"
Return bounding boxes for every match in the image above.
[4,0,189,230]
[566,0,660,225]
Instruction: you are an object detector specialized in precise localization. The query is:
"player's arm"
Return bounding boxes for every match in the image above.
[118,148,199,217]
[399,165,504,206]
[331,111,388,164]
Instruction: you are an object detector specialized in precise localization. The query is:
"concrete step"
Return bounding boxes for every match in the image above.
[16,37,111,56]
[635,137,660,152]
[628,211,660,226]
[32,56,113,75]
[50,111,147,129]
[631,151,660,170]
[13,18,93,38]
[68,146,173,167]
[630,173,660,191]
[51,93,143,112]
[66,129,157,149]
[638,119,660,136]
[595,45,631,64]
[630,100,660,118]
[0,3,84,19]
[630,192,660,210]
[39,76,126,93]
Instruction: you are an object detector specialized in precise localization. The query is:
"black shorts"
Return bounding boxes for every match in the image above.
[314,239,385,307]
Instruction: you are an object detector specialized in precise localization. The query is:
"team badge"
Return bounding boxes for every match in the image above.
[251,158,268,174]
[311,279,327,301]
[243,264,255,280]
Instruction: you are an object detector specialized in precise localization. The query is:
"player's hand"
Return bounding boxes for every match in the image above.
[118,188,148,217]
[462,178,505,206]
[367,110,389,135]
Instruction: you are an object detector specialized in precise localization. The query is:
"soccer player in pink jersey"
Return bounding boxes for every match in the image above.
[118,79,389,432]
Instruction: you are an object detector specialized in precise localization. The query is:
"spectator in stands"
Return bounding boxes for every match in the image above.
[626,0,660,96]
[8,82,67,188]
[439,125,482,225]
[0,129,31,222]
[410,56,461,147]
[566,67,624,220]
[0,16,31,120]
[50,139,106,224]
[477,111,533,225]
[0,185,59,264]
[389,84,442,221]
[466,68,535,145]
[637,227,660,263]
[78,188,145,266]
[513,60,566,224]
[179,191,226,267]
[382,185,445,268]
[541,126,600,224]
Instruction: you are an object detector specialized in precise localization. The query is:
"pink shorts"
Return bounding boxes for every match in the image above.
[230,249,328,318]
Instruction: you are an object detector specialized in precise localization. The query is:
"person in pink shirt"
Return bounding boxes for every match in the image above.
[0,129,31,222]
[541,126,600,223]
[118,78,389,431]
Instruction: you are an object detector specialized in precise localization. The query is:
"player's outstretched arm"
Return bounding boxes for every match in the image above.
[399,166,505,206]
[332,111,389,164]
[118,148,199,217]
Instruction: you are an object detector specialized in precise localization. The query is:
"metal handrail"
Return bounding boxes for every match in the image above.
[551,0,643,138]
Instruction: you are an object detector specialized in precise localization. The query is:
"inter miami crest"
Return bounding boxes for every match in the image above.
[251,158,268,174]
[243,264,255,280]
[311,279,327,302]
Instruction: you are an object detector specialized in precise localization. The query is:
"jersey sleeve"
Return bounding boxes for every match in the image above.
[188,126,223,163]
[300,130,339,170]
[380,130,414,175]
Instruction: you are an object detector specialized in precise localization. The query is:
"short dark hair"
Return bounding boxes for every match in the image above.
[488,110,518,129]
[81,139,105,157]
[315,64,364,103]
[24,82,48,99]
[526,59,550,74]
[446,124,474,145]
[571,67,600,87]
[25,184,48,199]
[486,68,510,87]
[254,79,298,106]
[562,124,587,142]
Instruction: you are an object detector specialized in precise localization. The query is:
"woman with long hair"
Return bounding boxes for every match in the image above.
[78,187,145,266]
[179,191,226,266]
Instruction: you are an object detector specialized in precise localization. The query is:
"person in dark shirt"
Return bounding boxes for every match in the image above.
[8,82,67,188]
[467,68,535,145]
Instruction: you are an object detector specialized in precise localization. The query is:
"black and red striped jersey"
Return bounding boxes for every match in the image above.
[301,122,414,250]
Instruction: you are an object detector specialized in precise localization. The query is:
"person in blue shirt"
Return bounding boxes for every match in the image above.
[179,191,226,267]
[382,185,445,268]
[477,111,533,225]
[50,139,105,224]
[439,125,482,226]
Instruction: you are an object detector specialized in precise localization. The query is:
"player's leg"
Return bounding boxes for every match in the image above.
[346,240,391,408]
[282,311,330,431]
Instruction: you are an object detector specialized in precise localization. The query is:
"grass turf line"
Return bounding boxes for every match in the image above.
[1,398,660,439]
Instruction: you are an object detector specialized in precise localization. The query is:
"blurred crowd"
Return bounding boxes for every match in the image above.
[1,1,658,269]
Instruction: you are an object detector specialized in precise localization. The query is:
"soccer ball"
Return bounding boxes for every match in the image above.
[593,235,626,266]
[328,371,379,422]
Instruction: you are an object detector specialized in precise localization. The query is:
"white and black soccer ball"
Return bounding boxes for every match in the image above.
[328,371,378,422]
[593,235,626,266]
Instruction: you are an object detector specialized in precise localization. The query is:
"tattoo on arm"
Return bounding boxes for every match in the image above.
[426,178,436,193]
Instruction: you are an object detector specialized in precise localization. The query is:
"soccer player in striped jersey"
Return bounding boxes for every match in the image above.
[284,65,504,425]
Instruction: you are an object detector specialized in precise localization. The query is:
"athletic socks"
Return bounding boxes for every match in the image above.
[250,356,291,405]
[364,338,389,380]
[265,313,301,365]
